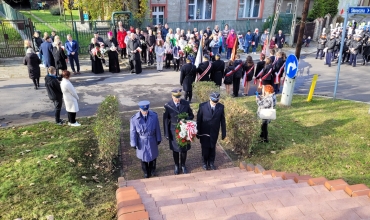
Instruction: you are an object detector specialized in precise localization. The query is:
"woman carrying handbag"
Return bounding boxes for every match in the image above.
[256,85,276,143]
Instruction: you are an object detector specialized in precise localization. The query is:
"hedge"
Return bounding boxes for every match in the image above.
[193,81,259,155]
[94,95,122,169]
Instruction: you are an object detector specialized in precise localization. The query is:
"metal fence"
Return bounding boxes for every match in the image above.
[0,2,29,20]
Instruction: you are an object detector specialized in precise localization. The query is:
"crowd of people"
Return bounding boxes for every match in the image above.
[316,24,370,67]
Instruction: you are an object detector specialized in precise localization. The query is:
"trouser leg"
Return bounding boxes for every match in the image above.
[202,146,210,166]
[67,112,71,123]
[75,55,80,72]
[141,161,149,177]
[261,120,268,140]
[69,112,76,123]
[188,91,193,102]
[209,147,216,165]
[353,54,357,67]
[180,151,187,166]
[36,77,40,87]
[32,78,37,88]
[173,151,179,166]
[150,158,156,176]
[69,55,75,72]
[233,78,240,97]
[53,99,62,123]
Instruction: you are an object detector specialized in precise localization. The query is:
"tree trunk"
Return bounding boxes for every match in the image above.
[295,0,311,60]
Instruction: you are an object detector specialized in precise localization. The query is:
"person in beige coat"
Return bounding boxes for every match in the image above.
[60,70,81,126]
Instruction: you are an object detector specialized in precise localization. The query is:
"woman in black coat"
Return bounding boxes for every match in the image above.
[210,54,225,87]
[242,55,255,96]
[180,58,196,102]
[52,41,67,77]
[32,31,43,60]
[23,48,41,90]
[223,61,234,95]
[261,57,274,95]
[90,43,105,74]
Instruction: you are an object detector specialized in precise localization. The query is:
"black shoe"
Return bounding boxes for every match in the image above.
[144,173,149,178]
[209,163,216,170]
[174,165,179,175]
[181,166,188,174]
[315,57,318,59]
[362,62,365,66]
[151,170,156,177]
[34,86,38,90]
[202,164,207,170]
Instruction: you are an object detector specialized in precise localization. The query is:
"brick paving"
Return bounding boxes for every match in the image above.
[115,164,370,220]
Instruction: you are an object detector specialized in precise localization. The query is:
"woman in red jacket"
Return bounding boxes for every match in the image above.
[117,27,127,59]
[226,29,236,59]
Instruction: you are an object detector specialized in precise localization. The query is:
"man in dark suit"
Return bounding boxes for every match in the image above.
[39,36,55,74]
[127,33,142,74]
[163,89,194,175]
[94,31,104,44]
[65,34,80,74]
[275,30,285,52]
[252,28,261,54]
[196,54,212,81]
[210,54,225,87]
[180,57,196,102]
[197,92,226,170]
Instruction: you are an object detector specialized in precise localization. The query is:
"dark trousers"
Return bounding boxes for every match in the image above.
[184,90,192,102]
[233,77,241,97]
[362,54,369,64]
[342,52,350,62]
[165,54,172,68]
[316,49,324,59]
[273,83,280,94]
[141,158,156,177]
[32,77,40,87]
[332,49,338,60]
[173,58,180,70]
[67,112,76,123]
[325,51,332,66]
[173,151,187,167]
[120,48,127,58]
[141,47,147,63]
[260,120,269,140]
[148,50,154,64]
[202,146,216,165]
[53,99,63,123]
[68,54,80,72]
[349,53,357,67]
[129,60,142,74]
[227,48,232,59]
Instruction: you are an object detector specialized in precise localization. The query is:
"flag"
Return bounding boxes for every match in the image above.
[230,35,238,61]
[195,41,203,68]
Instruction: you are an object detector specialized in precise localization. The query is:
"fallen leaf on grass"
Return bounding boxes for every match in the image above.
[270,151,276,154]
[42,201,48,204]
[25,150,31,153]
[46,154,58,160]
[16,159,22,163]
[97,185,103,188]
[345,165,351,169]
[78,163,82,167]
[92,175,99,183]
[82,176,87,179]
[30,183,35,186]
[68,157,75,163]
[21,131,28,135]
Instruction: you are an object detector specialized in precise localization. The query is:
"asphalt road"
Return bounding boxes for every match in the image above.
[1,52,369,127]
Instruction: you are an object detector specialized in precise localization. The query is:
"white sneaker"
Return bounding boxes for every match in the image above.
[70,122,81,127]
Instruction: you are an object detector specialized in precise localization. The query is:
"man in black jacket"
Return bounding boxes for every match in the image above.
[45,66,64,125]
[316,34,327,59]
[349,35,363,67]
[196,54,212,81]
[163,89,194,174]
[180,57,196,102]
[275,30,285,52]
[197,92,226,170]
[210,54,225,87]
[325,34,336,67]
[232,54,244,97]
[146,29,156,65]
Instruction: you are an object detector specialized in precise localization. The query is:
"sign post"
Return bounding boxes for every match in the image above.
[281,54,299,106]
[334,6,370,100]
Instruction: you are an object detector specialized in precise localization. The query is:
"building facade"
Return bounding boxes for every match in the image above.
[149,0,276,24]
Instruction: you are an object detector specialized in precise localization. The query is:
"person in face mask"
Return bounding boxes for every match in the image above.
[196,92,226,170]
[130,100,162,178]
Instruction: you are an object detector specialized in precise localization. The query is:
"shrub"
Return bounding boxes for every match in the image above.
[94,95,122,169]
[221,97,259,155]
[49,5,61,16]
[192,81,220,103]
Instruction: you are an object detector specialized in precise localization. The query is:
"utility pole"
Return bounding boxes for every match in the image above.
[294,0,310,60]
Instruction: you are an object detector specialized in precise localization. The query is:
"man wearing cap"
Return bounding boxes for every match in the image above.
[163,89,194,175]
[210,54,225,87]
[130,100,161,178]
[127,32,142,74]
[196,54,212,81]
[325,34,336,67]
[197,92,226,170]
[180,57,197,102]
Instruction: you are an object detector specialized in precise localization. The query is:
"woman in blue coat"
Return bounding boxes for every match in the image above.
[130,101,162,178]
[244,30,253,54]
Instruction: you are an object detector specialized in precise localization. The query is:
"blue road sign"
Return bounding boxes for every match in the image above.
[349,7,370,14]
[285,54,298,78]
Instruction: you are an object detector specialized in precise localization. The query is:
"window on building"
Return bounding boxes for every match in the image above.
[188,0,213,20]
[238,0,261,18]
[286,3,292,14]
[152,6,165,25]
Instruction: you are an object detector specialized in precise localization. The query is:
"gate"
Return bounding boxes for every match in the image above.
[0,19,33,58]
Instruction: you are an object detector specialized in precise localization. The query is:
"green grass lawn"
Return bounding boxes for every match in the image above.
[222,95,370,186]
[0,118,118,219]
[20,10,80,22]
[20,10,79,31]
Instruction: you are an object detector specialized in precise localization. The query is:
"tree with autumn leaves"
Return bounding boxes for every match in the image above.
[63,0,150,22]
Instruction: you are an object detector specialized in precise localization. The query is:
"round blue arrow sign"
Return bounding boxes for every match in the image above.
[285,54,298,78]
